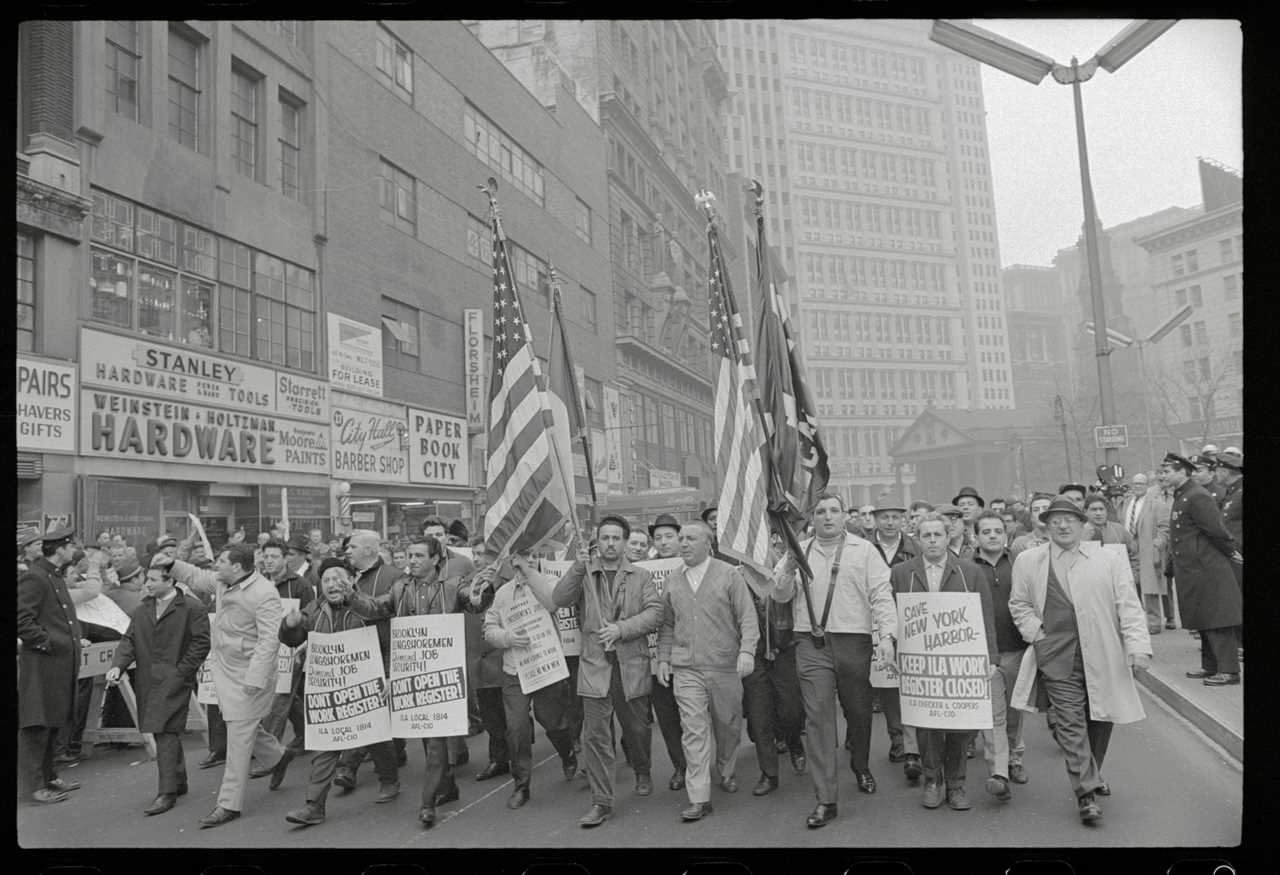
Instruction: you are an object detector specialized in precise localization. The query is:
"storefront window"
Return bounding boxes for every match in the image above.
[90,249,133,327]
[137,263,177,339]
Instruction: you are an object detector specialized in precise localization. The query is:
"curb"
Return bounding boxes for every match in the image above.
[1135,669,1242,762]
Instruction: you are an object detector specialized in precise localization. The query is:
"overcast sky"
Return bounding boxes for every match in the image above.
[973,19,1242,267]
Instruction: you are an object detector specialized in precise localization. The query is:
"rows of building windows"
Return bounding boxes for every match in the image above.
[89,189,316,370]
[797,195,942,239]
[823,424,905,471]
[17,233,36,352]
[463,103,546,208]
[631,389,715,464]
[801,252,948,294]
[807,309,954,349]
[786,33,927,87]
[374,24,414,103]
[789,86,932,137]
[809,366,958,404]
[104,22,307,203]
[794,143,938,189]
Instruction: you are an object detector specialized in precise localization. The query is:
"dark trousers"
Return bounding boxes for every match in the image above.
[742,646,804,778]
[564,656,583,743]
[477,685,509,764]
[154,731,189,795]
[581,660,652,807]
[795,632,873,804]
[418,736,455,810]
[502,673,574,791]
[1040,652,1113,799]
[18,725,59,795]
[650,672,686,774]
[307,741,397,807]
[880,686,905,755]
[1199,626,1240,674]
[266,673,306,748]
[918,729,974,790]
[56,677,94,756]
[206,703,226,757]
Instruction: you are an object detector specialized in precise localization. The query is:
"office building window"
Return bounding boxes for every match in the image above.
[279,92,303,200]
[466,214,493,264]
[17,233,35,352]
[1179,324,1192,348]
[463,103,545,207]
[379,158,417,236]
[381,297,421,372]
[218,238,253,358]
[1175,288,1187,309]
[1186,249,1199,273]
[1228,312,1241,337]
[137,263,177,339]
[574,197,592,245]
[167,27,200,149]
[1193,321,1208,344]
[1190,285,1202,307]
[270,21,300,47]
[1223,274,1238,299]
[1219,238,1233,263]
[136,206,177,265]
[230,66,259,179]
[1171,254,1183,276]
[375,25,413,101]
[581,287,598,331]
[105,21,141,121]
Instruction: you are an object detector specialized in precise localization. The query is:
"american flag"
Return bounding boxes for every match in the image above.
[703,196,773,573]
[482,210,573,558]
[751,189,830,519]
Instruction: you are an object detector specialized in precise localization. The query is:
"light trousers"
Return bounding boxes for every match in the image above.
[218,718,284,811]
[672,666,744,804]
[980,649,1026,779]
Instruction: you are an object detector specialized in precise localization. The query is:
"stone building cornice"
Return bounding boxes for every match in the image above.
[16,172,92,241]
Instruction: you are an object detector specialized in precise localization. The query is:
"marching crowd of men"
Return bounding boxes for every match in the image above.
[17,447,1242,833]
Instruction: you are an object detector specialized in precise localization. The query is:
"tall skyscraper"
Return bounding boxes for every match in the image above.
[718,19,1013,506]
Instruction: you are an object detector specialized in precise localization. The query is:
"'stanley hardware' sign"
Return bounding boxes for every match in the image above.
[79,327,328,422]
[81,388,330,474]
[407,408,470,487]
[331,393,408,483]
[16,356,77,454]
[327,314,383,398]
[463,309,485,434]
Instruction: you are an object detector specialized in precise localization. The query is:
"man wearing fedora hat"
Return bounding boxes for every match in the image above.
[647,512,688,792]
[936,504,975,561]
[1160,453,1242,686]
[867,493,920,771]
[1009,497,1151,824]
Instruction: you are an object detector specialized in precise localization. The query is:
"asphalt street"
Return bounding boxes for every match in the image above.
[18,687,1240,849]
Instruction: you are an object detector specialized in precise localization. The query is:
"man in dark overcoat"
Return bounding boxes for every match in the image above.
[1161,453,1243,686]
[16,525,84,804]
[106,561,211,815]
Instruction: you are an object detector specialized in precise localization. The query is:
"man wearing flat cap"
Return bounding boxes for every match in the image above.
[1160,453,1242,686]
[18,527,44,571]
[17,526,86,805]
[867,493,920,774]
[1009,498,1151,825]
[646,512,688,792]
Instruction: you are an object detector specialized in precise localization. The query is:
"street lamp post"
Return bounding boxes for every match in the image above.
[930,19,1177,473]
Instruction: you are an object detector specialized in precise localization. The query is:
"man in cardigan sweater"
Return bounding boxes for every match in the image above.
[656,521,758,822]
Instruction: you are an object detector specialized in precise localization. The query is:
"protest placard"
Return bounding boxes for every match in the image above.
[499,581,569,694]
[895,591,992,730]
[387,614,469,738]
[276,598,299,694]
[870,630,900,689]
[635,557,684,661]
[540,559,580,656]
[76,594,132,635]
[303,626,391,750]
[78,641,119,678]
[196,655,217,704]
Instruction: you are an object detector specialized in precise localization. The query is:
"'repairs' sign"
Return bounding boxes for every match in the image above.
[16,356,76,454]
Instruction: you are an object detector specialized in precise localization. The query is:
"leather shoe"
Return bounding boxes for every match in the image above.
[806,803,837,828]
[506,787,530,809]
[986,776,1011,801]
[790,751,807,775]
[46,777,80,793]
[922,781,945,809]
[579,803,612,828]
[396,748,408,767]
[1165,619,1176,630]
[752,774,778,796]
[249,765,273,779]
[680,801,713,822]
[475,761,510,781]
[668,770,686,791]
[198,806,240,828]
[946,787,972,810]
[1147,626,1162,635]
[333,768,356,791]
[53,751,83,766]
[30,788,68,805]
[1078,792,1102,824]
[1008,763,1028,784]
[719,775,738,793]
[176,783,189,797]
[888,748,905,763]
[965,741,976,759]
[268,749,296,791]
[376,781,400,803]
[635,773,653,796]
[904,754,923,782]
[198,752,226,769]
[1185,669,1214,678]
[562,752,578,782]
[453,749,470,767]
[418,807,436,829]
[1095,781,1111,796]
[286,802,326,826]
[1204,672,1240,686]
[854,771,876,794]
[435,783,460,806]
[144,793,177,816]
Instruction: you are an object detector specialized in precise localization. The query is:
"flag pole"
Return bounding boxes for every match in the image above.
[549,264,600,511]
[540,266,588,553]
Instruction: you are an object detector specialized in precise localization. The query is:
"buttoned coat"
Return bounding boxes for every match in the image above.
[657,558,759,671]
[1166,479,1241,630]
[111,589,210,732]
[889,554,998,663]
[1219,476,1242,552]
[17,557,82,728]
[1007,542,1150,724]
[552,558,662,701]
[170,560,283,721]
[1118,490,1171,596]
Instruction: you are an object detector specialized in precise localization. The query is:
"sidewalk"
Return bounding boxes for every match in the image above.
[1136,627,1243,762]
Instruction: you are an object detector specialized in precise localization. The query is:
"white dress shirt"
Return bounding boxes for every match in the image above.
[684,556,712,594]
[924,560,946,592]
